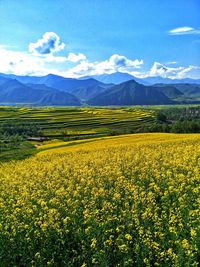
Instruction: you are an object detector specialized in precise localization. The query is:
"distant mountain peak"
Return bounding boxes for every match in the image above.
[122,78,140,85]
[88,79,173,106]
[1,72,200,106]
[46,73,58,77]
[80,71,144,85]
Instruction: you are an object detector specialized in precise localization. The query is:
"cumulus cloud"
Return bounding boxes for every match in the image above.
[66,52,87,62]
[0,47,63,76]
[176,65,200,79]
[29,32,65,55]
[108,54,143,69]
[0,45,199,79]
[168,26,200,35]
[148,61,200,79]
[149,62,170,77]
[66,54,143,77]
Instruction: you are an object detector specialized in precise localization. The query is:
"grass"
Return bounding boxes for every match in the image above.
[0,106,154,138]
[0,106,155,162]
[0,141,36,162]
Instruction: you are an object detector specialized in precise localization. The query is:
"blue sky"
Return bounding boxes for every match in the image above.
[0,0,199,78]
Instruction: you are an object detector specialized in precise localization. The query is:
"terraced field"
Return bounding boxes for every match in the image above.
[0,106,154,138]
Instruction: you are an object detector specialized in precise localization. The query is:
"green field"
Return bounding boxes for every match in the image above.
[1,105,200,162]
[0,106,155,161]
[0,106,155,137]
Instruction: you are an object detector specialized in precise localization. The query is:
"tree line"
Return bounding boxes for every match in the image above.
[0,120,42,152]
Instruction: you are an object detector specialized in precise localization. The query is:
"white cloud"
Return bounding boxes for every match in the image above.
[28,33,86,63]
[148,61,200,79]
[149,62,171,77]
[168,26,200,35]
[29,32,65,55]
[66,52,86,62]
[176,65,200,79]
[43,54,67,63]
[0,48,42,75]
[66,54,143,77]
[0,47,64,76]
[108,54,143,69]
[0,45,199,79]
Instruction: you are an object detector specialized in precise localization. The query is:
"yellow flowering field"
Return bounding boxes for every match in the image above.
[0,133,200,266]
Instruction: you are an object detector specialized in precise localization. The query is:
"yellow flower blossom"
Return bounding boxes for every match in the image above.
[0,133,200,266]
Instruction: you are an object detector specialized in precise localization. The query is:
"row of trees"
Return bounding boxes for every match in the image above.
[153,110,200,133]
[140,120,200,133]
[156,107,200,121]
[0,121,42,151]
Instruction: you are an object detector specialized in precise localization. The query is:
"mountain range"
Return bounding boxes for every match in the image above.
[156,83,200,97]
[88,80,173,106]
[0,72,200,106]
[80,72,144,84]
[0,77,81,106]
[80,72,200,85]
[0,73,111,101]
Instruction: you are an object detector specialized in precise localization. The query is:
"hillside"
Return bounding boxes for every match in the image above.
[88,80,173,105]
[70,85,108,100]
[0,76,10,85]
[0,73,111,99]
[0,107,154,139]
[0,79,81,105]
[1,133,200,266]
[172,83,200,96]
[1,73,200,105]
[152,84,184,98]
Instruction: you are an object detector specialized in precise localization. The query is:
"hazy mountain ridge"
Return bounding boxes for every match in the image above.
[0,77,81,105]
[144,77,200,85]
[80,72,200,85]
[0,73,111,101]
[80,72,144,84]
[169,83,200,96]
[1,72,200,106]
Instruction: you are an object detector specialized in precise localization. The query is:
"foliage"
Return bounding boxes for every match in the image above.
[0,120,42,161]
[153,108,200,133]
[0,133,200,266]
[138,120,200,134]
[170,120,200,133]
[156,112,167,123]
[0,120,42,137]
[0,120,41,163]
[156,106,200,121]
